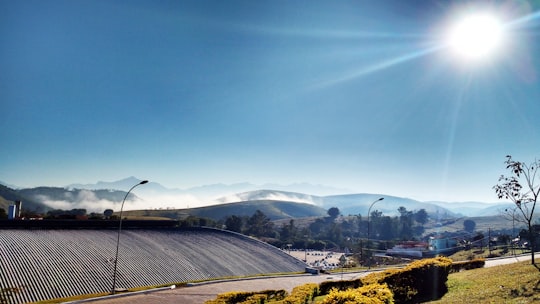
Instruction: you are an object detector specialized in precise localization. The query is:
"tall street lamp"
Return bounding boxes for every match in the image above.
[111,180,148,294]
[367,197,384,269]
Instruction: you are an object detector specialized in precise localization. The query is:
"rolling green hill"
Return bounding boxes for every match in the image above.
[321,193,458,217]
[123,200,328,221]
[423,214,528,236]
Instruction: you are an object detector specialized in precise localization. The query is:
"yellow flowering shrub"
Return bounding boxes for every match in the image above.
[321,283,394,304]
[205,289,286,304]
[275,283,319,304]
[362,257,452,303]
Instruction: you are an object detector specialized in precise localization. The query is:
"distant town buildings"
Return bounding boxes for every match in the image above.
[8,200,21,220]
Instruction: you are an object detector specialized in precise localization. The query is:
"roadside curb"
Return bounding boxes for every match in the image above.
[63,285,177,303]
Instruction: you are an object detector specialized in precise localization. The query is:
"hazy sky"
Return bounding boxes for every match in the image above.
[2,0,540,203]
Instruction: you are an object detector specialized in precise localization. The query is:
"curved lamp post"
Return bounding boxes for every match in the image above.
[111,180,148,294]
[367,197,384,269]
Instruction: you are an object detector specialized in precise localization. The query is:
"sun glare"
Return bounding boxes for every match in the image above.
[447,13,505,61]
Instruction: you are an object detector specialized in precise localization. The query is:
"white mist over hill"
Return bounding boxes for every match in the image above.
[3,177,511,215]
[67,177,348,210]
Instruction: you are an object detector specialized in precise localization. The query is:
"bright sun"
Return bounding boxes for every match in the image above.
[447,13,505,61]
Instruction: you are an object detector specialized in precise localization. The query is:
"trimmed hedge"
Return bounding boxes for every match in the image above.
[204,284,318,304]
[275,283,318,304]
[321,283,394,304]
[449,258,485,273]
[207,257,463,304]
[205,289,286,304]
[319,278,363,295]
[362,257,453,303]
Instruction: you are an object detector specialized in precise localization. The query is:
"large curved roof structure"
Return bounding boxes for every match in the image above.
[0,227,306,304]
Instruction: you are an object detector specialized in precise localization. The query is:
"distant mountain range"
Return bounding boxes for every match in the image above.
[0,177,512,218]
[67,176,351,197]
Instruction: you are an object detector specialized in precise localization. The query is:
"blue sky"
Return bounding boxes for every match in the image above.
[2,0,540,203]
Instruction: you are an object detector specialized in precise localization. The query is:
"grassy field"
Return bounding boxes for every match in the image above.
[448,247,530,262]
[428,261,540,303]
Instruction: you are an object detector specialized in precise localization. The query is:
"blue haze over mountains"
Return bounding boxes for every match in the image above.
[64,177,510,217]
[0,177,511,217]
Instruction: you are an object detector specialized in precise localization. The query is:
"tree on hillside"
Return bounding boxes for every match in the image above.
[224,215,244,233]
[179,216,216,227]
[280,219,299,243]
[398,206,413,239]
[494,155,540,269]
[246,210,274,237]
[414,209,429,226]
[327,207,340,219]
[325,222,343,244]
[379,216,395,240]
[463,219,476,233]
[352,214,362,236]
[309,218,326,235]
[368,210,383,239]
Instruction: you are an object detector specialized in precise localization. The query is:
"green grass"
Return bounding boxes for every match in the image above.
[428,261,540,303]
[317,260,540,304]
[448,248,529,262]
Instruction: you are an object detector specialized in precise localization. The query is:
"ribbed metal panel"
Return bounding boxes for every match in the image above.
[0,227,306,303]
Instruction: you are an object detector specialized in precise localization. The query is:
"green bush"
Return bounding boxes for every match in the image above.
[319,278,363,295]
[207,257,457,304]
[449,258,485,273]
[362,257,452,303]
[205,291,255,304]
[321,283,394,304]
[205,289,286,304]
[275,283,318,304]
[238,294,268,304]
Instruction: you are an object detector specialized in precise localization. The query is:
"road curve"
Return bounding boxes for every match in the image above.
[69,272,368,304]
[70,253,539,304]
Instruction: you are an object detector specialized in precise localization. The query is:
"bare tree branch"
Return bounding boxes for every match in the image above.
[494,155,540,270]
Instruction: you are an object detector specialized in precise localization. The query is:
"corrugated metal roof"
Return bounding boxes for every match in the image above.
[0,227,306,303]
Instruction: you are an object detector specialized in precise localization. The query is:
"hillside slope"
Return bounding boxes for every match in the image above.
[0,184,46,213]
[124,199,328,221]
[321,193,457,218]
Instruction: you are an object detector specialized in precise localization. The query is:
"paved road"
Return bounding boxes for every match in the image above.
[76,272,368,304]
[484,253,539,267]
[73,253,539,304]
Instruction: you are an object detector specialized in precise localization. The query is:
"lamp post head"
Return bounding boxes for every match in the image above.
[378,197,384,201]
[140,180,149,185]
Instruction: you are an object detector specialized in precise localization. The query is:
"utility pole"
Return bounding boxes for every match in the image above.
[488,228,492,256]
